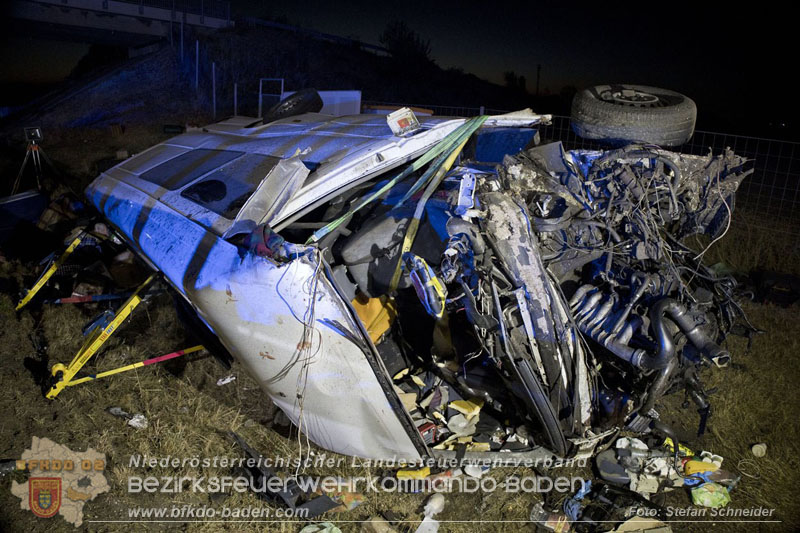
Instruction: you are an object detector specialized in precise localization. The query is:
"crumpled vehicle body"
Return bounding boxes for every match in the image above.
[494,142,753,446]
[86,110,751,461]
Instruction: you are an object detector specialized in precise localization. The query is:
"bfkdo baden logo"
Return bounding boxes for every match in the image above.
[11,437,110,527]
[29,477,62,518]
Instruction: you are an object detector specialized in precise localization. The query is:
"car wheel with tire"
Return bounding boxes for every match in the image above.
[263,88,324,122]
[571,84,696,146]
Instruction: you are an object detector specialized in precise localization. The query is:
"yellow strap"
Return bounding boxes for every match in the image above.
[389,138,468,292]
[46,274,155,399]
[16,235,83,311]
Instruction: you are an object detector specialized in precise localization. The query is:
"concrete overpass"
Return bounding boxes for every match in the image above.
[8,0,232,47]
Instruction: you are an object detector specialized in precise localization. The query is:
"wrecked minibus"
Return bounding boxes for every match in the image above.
[78,97,752,463]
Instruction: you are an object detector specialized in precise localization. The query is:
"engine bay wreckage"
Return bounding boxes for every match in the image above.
[68,108,754,463]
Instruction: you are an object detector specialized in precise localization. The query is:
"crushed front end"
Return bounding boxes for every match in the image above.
[332,138,753,458]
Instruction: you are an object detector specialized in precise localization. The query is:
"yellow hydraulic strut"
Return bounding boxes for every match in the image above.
[16,234,84,311]
[46,274,156,399]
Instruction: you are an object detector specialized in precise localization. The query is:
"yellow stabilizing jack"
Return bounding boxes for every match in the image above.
[16,234,84,311]
[46,274,156,399]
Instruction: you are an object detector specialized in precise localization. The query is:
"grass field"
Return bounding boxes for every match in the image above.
[1,216,799,532]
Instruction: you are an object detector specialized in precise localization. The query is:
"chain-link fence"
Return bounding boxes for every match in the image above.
[364,101,800,252]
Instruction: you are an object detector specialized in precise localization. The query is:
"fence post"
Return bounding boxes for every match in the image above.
[179,17,183,60]
[233,82,238,115]
[257,79,263,118]
[169,0,173,47]
[479,106,485,115]
[212,62,216,119]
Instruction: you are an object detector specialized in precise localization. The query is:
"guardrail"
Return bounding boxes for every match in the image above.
[114,0,230,20]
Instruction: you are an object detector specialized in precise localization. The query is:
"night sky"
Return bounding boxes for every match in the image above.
[244,1,792,129]
[1,1,795,134]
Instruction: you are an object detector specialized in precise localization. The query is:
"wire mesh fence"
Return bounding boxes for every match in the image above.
[363,101,800,252]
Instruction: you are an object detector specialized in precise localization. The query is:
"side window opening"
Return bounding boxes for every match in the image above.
[140,149,244,190]
[180,153,282,219]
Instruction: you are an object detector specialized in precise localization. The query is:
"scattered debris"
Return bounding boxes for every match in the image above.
[126,413,148,429]
[690,482,731,508]
[752,271,800,307]
[530,500,571,532]
[463,464,490,479]
[415,493,445,533]
[229,432,342,519]
[361,516,398,533]
[596,437,682,494]
[0,459,17,476]
[562,481,665,532]
[386,107,421,136]
[397,466,430,480]
[300,523,342,533]
[751,443,767,457]
[316,481,365,512]
[216,374,236,386]
[425,468,463,489]
[106,407,148,429]
[613,517,672,532]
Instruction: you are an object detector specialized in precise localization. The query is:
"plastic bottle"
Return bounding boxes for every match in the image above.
[530,502,572,532]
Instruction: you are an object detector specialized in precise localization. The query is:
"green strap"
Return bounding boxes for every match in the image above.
[306,116,485,245]
[397,116,488,206]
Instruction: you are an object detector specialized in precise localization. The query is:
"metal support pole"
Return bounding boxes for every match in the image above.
[233,82,238,115]
[257,78,263,118]
[11,149,30,196]
[31,144,43,190]
[17,234,85,311]
[195,40,199,92]
[212,62,216,119]
[180,18,184,60]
